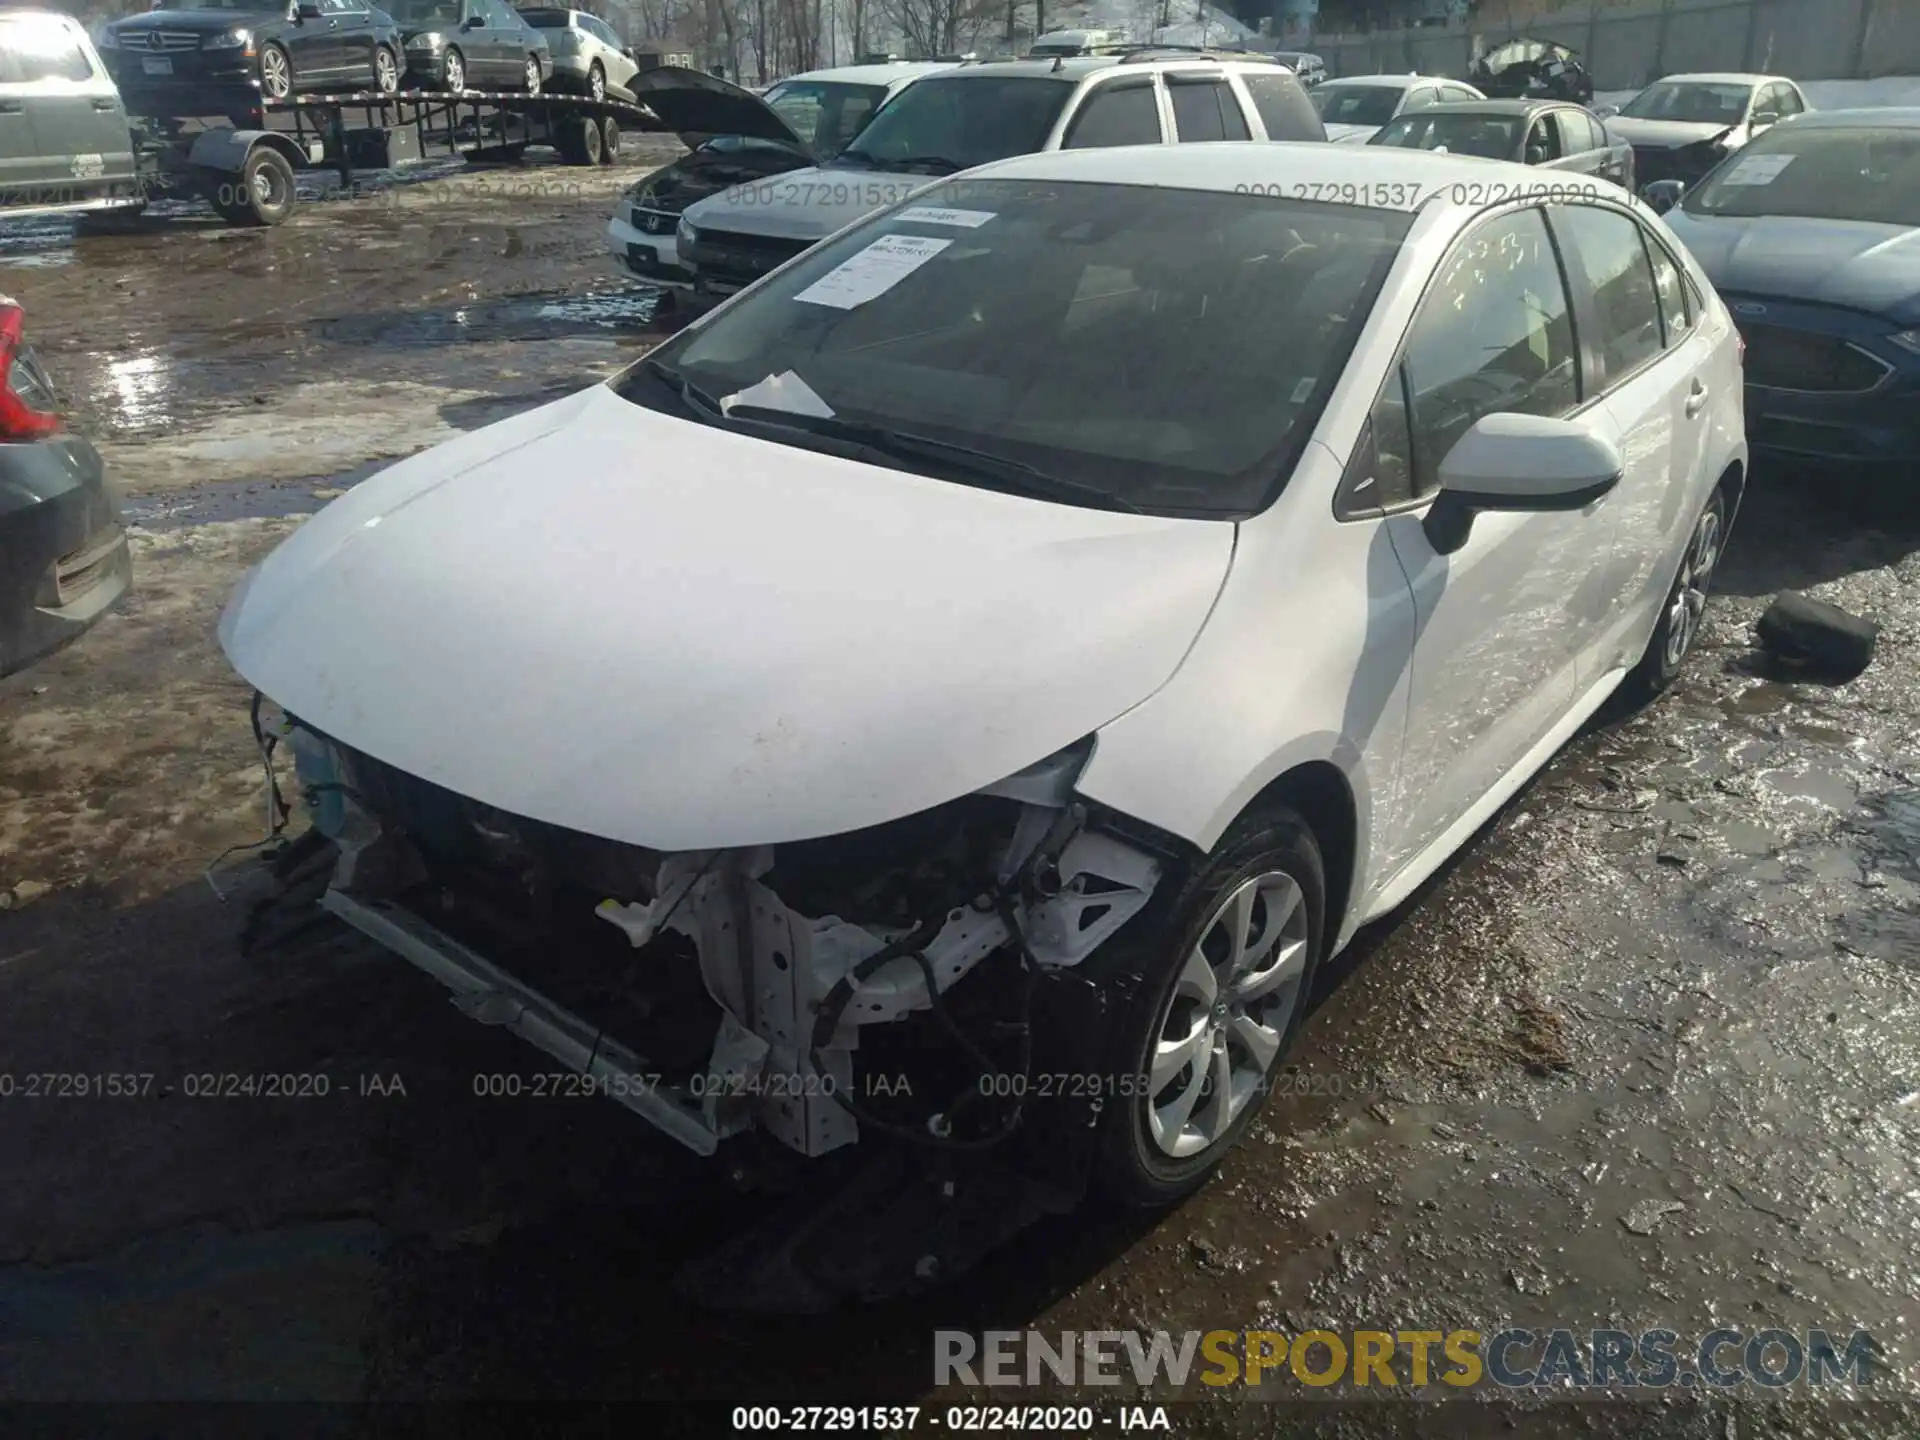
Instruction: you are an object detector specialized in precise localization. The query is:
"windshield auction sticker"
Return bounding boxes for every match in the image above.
[896,205,997,228]
[1719,153,1796,185]
[794,233,953,309]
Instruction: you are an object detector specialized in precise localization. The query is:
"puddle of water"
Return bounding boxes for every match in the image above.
[123,460,384,531]
[319,287,668,348]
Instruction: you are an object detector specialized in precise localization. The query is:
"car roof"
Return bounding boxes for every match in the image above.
[1651,72,1784,86]
[1320,73,1455,88]
[969,137,1545,195]
[931,54,1283,81]
[1414,98,1584,116]
[779,62,956,85]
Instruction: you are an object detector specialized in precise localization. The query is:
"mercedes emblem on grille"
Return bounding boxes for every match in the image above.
[148,30,164,49]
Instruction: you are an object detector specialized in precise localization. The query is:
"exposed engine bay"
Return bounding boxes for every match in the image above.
[264,702,1166,1164]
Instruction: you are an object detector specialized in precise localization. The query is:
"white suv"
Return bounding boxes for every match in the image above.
[677,51,1326,295]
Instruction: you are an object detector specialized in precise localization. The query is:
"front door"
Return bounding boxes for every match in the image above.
[1371,205,1617,876]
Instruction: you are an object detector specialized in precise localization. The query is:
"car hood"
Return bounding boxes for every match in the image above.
[218,384,1236,851]
[629,65,808,152]
[683,164,932,240]
[1662,211,1920,324]
[114,9,283,32]
[1608,117,1735,149]
[1324,123,1379,144]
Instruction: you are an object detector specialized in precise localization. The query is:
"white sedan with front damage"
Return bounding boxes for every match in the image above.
[219,143,1745,1221]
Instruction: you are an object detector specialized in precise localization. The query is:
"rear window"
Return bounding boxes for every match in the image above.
[518,9,573,26]
[835,76,1075,174]
[1372,109,1520,159]
[1311,83,1403,128]
[1240,70,1323,141]
[622,177,1412,517]
[0,14,92,83]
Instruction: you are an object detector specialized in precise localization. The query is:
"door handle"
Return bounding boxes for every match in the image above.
[93,97,118,109]
[0,100,22,114]
[1685,380,1710,418]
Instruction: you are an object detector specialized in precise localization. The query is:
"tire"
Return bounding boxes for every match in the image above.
[588,59,605,100]
[440,47,466,92]
[1621,483,1728,704]
[561,114,602,166]
[209,147,297,227]
[373,44,400,94]
[259,41,293,100]
[598,115,620,163]
[1090,805,1327,1207]
[523,54,542,94]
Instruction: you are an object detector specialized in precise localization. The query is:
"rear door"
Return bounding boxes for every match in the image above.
[1544,201,1708,681]
[1547,106,1605,176]
[1165,72,1250,142]
[325,0,380,88]
[0,14,136,201]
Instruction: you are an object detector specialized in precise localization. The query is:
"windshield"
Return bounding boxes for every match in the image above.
[616,178,1411,516]
[1619,80,1752,124]
[763,80,890,157]
[1371,110,1520,159]
[833,76,1075,173]
[389,0,462,22]
[1311,84,1404,127]
[1685,124,1920,226]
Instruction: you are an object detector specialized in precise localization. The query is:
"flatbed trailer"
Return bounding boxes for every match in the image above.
[124,86,663,227]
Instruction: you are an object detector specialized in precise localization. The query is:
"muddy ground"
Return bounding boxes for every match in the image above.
[0,150,1917,1435]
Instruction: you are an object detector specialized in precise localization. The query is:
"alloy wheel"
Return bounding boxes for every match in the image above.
[444,50,465,91]
[374,48,398,92]
[525,57,541,94]
[260,45,291,98]
[1145,870,1310,1159]
[1663,503,1723,670]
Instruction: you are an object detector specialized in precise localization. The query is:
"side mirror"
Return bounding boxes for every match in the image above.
[1641,178,1686,214]
[1750,109,1779,129]
[294,0,321,17]
[1591,102,1619,119]
[1423,413,1622,554]
[461,11,482,26]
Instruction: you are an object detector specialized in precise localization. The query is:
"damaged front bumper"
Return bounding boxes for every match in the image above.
[270,708,1167,1163]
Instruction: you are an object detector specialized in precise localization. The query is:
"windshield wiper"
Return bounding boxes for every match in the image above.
[831,148,877,168]
[723,404,1143,514]
[642,356,724,419]
[888,155,966,174]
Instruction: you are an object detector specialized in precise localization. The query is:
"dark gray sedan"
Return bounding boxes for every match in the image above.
[1368,98,1635,189]
[0,298,130,678]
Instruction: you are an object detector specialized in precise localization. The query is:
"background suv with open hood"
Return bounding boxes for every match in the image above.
[607,61,953,291]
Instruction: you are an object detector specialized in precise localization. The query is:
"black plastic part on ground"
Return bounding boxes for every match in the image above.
[1755,588,1879,682]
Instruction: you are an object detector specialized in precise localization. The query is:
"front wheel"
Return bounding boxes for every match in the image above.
[258,41,293,99]
[1091,805,1326,1207]
[587,59,605,100]
[373,44,400,94]
[523,55,542,94]
[1623,484,1728,703]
